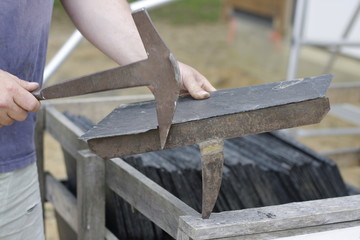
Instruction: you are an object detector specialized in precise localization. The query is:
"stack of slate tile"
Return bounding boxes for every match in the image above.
[61,113,349,240]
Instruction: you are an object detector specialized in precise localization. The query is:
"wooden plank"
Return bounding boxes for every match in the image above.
[176,229,191,240]
[44,105,119,239]
[45,104,87,159]
[35,107,46,216]
[46,172,78,232]
[330,104,360,126]
[178,195,360,240]
[205,221,360,240]
[272,225,360,240]
[77,150,106,240]
[106,158,198,238]
[46,172,117,239]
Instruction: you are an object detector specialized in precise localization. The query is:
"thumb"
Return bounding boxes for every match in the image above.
[187,81,210,99]
[179,62,215,100]
[185,78,210,99]
[17,79,39,92]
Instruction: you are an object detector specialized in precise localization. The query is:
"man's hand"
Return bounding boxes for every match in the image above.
[0,70,41,127]
[178,62,216,100]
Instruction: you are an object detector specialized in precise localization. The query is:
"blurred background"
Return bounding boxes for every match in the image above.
[44,0,360,239]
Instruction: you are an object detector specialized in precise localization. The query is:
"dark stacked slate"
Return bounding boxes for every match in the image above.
[61,113,349,240]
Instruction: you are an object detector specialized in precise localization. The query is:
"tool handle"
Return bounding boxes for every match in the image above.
[31,59,153,100]
[32,90,44,101]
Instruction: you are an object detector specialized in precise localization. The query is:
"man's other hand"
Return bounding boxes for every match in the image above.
[178,62,216,100]
[0,70,40,127]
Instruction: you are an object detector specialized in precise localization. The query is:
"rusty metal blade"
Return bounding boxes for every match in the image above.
[34,9,180,148]
[32,60,150,100]
[199,139,224,219]
[133,10,181,148]
[155,90,178,149]
[154,54,180,148]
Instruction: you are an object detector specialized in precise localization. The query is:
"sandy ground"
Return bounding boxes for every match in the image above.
[43,8,360,239]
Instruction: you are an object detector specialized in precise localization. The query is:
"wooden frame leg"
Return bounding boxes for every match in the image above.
[77,150,106,240]
[35,107,46,232]
[176,229,191,240]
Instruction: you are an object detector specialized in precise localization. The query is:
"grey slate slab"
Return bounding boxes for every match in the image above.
[81,74,332,141]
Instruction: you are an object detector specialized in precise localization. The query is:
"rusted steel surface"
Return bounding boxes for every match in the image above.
[82,74,332,159]
[199,139,224,219]
[33,9,180,149]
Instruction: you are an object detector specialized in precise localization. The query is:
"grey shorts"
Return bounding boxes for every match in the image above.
[0,162,44,240]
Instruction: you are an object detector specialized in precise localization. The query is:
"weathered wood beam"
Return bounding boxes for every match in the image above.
[35,108,46,218]
[45,173,117,240]
[44,108,109,239]
[77,150,106,240]
[181,222,360,240]
[178,195,360,240]
[83,75,332,159]
[46,173,78,233]
[44,105,87,158]
[107,158,198,238]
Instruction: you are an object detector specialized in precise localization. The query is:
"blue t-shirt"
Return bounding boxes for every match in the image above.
[0,0,53,172]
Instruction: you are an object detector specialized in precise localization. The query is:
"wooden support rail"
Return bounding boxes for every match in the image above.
[178,195,360,239]
[46,173,117,240]
[45,105,87,158]
[107,158,198,238]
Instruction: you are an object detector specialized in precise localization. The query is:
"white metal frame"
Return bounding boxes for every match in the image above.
[285,0,360,184]
[286,0,360,80]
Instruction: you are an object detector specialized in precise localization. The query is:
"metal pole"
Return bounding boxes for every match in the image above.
[43,30,83,82]
[323,2,360,73]
[43,0,177,84]
[300,40,360,47]
[130,0,177,10]
[286,0,308,80]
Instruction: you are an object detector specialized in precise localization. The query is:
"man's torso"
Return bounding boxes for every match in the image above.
[0,0,54,172]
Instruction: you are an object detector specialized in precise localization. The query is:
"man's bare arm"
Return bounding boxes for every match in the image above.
[61,0,215,99]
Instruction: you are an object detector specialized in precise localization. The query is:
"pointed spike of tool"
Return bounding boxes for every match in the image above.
[135,11,181,149]
[199,139,225,219]
[153,53,180,149]
[156,93,178,149]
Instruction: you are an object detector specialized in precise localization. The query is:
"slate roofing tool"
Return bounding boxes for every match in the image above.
[82,74,333,219]
[32,9,180,149]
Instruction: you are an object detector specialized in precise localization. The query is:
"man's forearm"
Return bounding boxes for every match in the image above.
[61,0,216,99]
[61,0,147,66]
